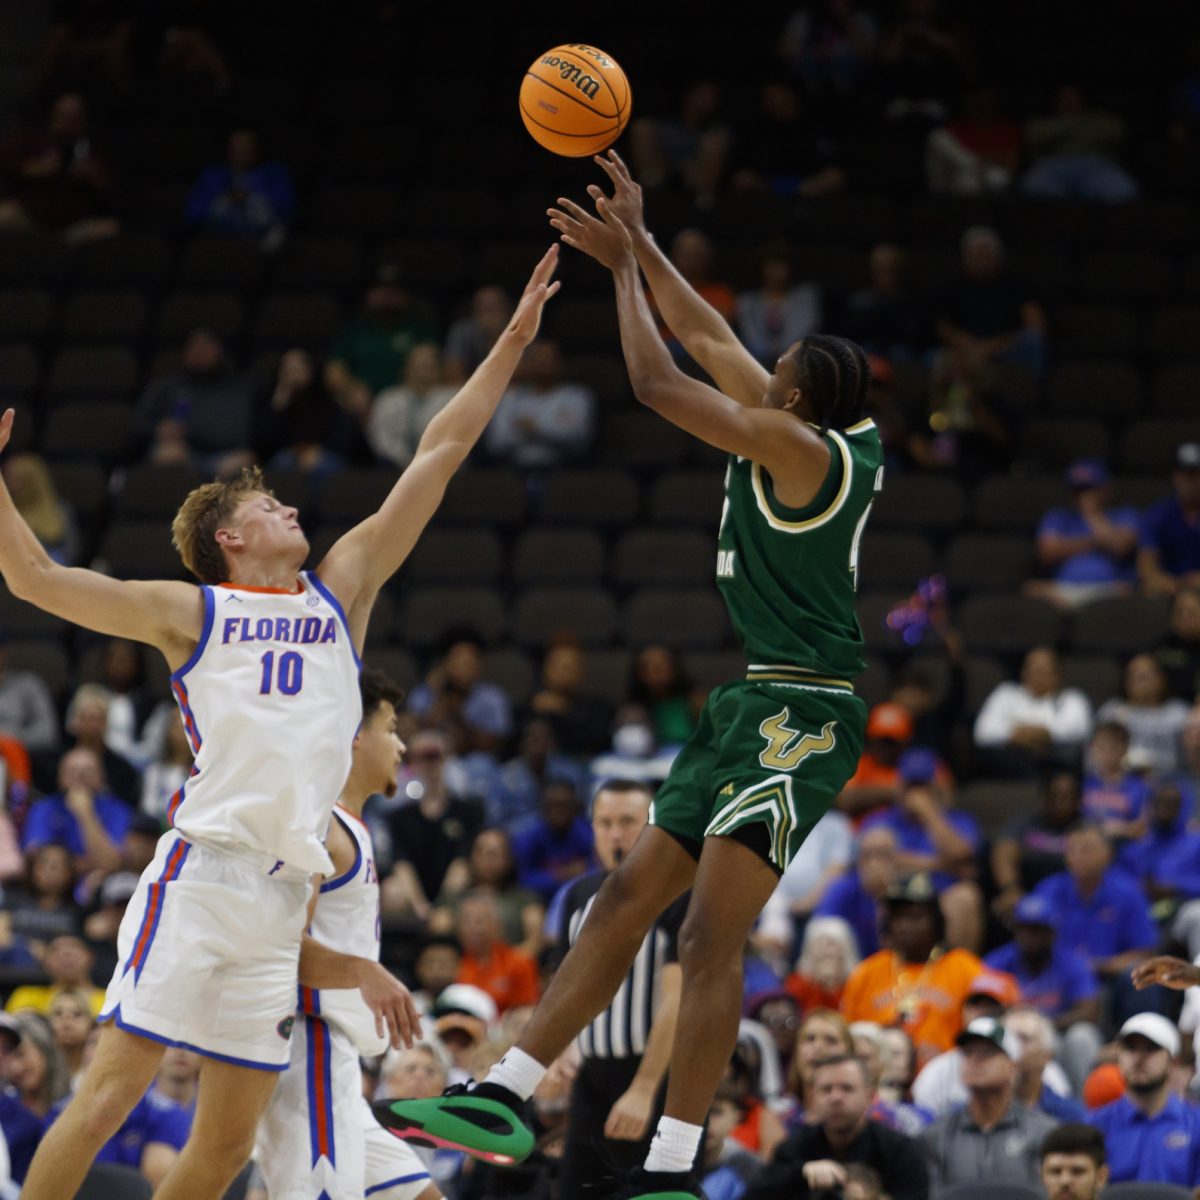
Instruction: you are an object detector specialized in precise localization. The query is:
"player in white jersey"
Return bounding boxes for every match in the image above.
[258,666,440,1200]
[0,247,561,1200]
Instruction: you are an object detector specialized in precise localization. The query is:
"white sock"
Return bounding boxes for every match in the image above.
[483,1047,546,1101]
[643,1116,703,1173]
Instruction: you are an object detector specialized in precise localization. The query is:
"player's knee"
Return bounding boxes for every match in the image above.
[187,1125,255,1176]
[72,1085,137,1146]
[677,911,737,975]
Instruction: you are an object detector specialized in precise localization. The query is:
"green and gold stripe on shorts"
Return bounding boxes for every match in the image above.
[705,775,797,868]
[746,664,854,692]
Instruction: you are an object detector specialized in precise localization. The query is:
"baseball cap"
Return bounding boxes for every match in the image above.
[956,1016,1012,1057]
[884,872,939,907]
[966,972,1021,1008]
[866,703,914,743]
[1118,1012,1180,1057]
[1012,893,1058,929]
[1177,443,1200,471]
[897,747,938,785]
[432,983,497,1025]
[99,871,139,908]
[1066,458,1109,490]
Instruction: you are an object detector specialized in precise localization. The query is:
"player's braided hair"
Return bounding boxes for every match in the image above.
[790,334,871,432]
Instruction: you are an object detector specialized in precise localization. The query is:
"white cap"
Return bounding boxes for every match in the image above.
[432,983,497,1025]
[1118,1012,1181,1058]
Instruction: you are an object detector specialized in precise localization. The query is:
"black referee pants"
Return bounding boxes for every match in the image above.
[558,1055,665,1199]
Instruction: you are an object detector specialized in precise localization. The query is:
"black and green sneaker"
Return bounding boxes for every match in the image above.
[371,1082,535,1167]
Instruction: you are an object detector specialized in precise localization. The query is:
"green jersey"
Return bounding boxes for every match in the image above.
[715,418,883,683]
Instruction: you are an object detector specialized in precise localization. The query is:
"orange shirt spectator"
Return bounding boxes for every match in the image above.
[455,890,539,1013]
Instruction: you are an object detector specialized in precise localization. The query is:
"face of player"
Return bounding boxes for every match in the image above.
[1042,1153,1108,1200]
[222,492,308,571]
[591,788,650,871]
[811,1061,871,1134]
[354,701,404,797]
[763,344,804,413]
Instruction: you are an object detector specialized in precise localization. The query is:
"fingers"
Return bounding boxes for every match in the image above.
[593,155,621,186]
[527,244,559,290]
[595,196,629,232]
[374,1009,386,1040]
[555,196,595,223]
[386,1005,403,1051]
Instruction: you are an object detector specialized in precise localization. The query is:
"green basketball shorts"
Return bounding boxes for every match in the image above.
[649,669,867,871]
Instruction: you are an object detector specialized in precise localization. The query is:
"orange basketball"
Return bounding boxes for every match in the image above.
[520,44,631,158]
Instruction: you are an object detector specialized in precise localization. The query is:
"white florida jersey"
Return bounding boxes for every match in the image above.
[167,572,362,875]
[300,806,386,1055]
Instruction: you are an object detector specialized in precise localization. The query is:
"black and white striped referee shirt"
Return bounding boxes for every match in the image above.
[558,869,688,1061]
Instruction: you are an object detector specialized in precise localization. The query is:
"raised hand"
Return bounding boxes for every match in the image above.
[548,194,635,270]
[0,409,14,456]
[590,149,646,235]
[507,245,562,346]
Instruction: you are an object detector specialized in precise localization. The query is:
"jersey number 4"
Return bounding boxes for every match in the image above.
[259,650,304,696]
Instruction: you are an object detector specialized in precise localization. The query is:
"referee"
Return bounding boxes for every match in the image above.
[556,779,687,1198]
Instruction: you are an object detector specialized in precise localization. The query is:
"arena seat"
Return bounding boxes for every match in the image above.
[1077,249,1173,307]
[480,647,537,706]
[510,529,606,587]
[42,403,136,462]
[870,476,966,533]
[943,534,1035,595]
[1122,419,1200,473]
[437,470,527,527]
[960,595,1062,656]
[60,291,148,343]
[403,529,504,586]
[404,587,506,648]
[305,184,401,239]
[155,290,245,345]
[0,345,40,395]
[1021,418,1110,469]
[1060,654,1123,709]
[1100,1185,1193,1200]
[1145,304,1200,362]
[1053,304,1140,359]
[584,648,635,707]
[6,641,71,702]
[0,233,73,287]
[958,779,1041,839]
[512,587,617,649]
[933,1180,1041,1200]
[612,529,714,590]
[0,289,55,342]
[683,649,749,695]
[858,532,936,590]
[98,520,189,580]
[973,476,1068,533]
[1047,362,1142,420]
[251,291,342,349]
[115,463,203,519]
[540,470,640,528]
[1151,363,1200,414]
[45,346,139,403]
[176,235,266,289]
[1070,596,1171,655]
[75,232,171,288]
[270,236,364,292]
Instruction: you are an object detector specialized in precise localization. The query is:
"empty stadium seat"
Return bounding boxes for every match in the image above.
[682,649,749,695]
[1145,304,1200,362]
[42,403,136,461]
[858,532,936,590]
[404,588,506,647]
[958,780,1041,839]
[271,237,364,291]
[1047,362,1141,419]
[1070,596,1171,655]
[481,647,536,705]
[510,529,605,587]
[0,234,72,287]
[115,464,203,519]
[1021,418,1110,469]
[98,520,187,579]
[598,411,688,469]
[612,530,714,589]
[403,529,503,585]
[1151,364,1200,415]
[960,595,1062,656]
[320,469,400,523]
[540,470,639,527]
[943,534,1035,594]
[625,588,729,649]
[512,588,617,648]
[1122,419,1200,473]
[176,236,265,288]
[1076,250,1172,307]
[45,346,139,402]
[1054,305,1139,359]
[75,233,171,288]
[437,470,527,526]
[973,476,1067,532]
[0,289,54,342]
[155,290,245,344]
[59,291,148,343]
[251,292,342,348]
[871,476,966,533]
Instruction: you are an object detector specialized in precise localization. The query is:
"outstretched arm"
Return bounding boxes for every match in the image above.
[548,196,828,500]
[0,410,202,669]
[317,247,561,645]
[589,151,769,407]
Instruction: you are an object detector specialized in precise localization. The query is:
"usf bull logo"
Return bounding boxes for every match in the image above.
[758,711,838,770]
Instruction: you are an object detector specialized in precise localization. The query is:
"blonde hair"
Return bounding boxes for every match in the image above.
[171,467,271,584]
[6,454,67,545]
[796,916,861,979]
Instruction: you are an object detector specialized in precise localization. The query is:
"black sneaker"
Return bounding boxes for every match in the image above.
[371,1082,535,1166]
[603,1167,704,1199]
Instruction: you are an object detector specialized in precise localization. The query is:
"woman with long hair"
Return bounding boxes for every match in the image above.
[47,989,94,1086]
[782,1007,856,1129]
[1,454,76,565]
[10,1013,70,1118]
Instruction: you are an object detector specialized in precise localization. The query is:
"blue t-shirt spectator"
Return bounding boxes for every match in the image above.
[1039,504,1140,584]
[185,131,295,248]
[1088,1095,1200,1186]
[862,807,981,893]
[513,815,594,903]
[1031,867,1158,969]
[1141,496,1200,579]
[0,1088,44,1182]
[408,680,513,741]
[813,872,881,958]
[22,792,131,859]
[1120,825,1200,901]
[983,940,1099,1019]
[1039,1087,1086,1123]
[49,1087,191,1171]
[1082,771,1151,826]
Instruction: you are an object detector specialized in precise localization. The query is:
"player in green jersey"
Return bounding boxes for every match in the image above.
[375,152,881,1200]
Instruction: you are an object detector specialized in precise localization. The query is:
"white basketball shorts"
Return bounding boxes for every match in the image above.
[99,832,310,1069]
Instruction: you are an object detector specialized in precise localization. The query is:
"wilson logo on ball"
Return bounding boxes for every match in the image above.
[539,55,602,101]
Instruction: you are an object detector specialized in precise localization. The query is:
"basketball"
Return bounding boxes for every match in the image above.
[519,43,631,157]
